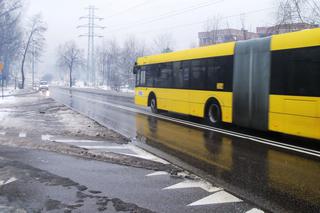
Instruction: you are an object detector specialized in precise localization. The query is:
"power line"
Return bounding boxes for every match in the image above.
[106,0,224,33]
[78,6,105,86]
[105,0,152,20]
[132,7,276,35]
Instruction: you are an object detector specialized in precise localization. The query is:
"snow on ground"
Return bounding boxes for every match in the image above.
[0,110,9,122]
[0,92,178,172]
[53,103,128,141]
[72,81,135,94]
[0,96,16,104]
[0,92,128,142]
[120,88,135,93]
[2,87,15,95]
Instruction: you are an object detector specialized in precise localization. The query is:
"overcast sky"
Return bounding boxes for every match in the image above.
[25,0,275,75]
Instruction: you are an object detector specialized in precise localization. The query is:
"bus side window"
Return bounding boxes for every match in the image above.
[173,62,183,88]
[271,46,320,97]
[182,61,190,88]
[145,65,154,87]
[190,59,206,90]
[156,63,172,88]
[207,56,233,91]
[136,70,141,87]
[207,58,221,90]
[140,67,146,86]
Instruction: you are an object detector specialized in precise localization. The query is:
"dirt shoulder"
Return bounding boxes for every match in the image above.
[0,93,180,173]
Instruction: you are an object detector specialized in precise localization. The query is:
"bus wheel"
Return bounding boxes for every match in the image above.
[206,102,221,126]
[150,97,158,114]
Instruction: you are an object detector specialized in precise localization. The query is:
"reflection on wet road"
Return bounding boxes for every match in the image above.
[51,87,320,212]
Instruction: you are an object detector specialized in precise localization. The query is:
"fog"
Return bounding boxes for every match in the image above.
[25,0,274,75]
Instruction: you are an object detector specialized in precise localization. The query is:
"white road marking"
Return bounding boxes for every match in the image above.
[41,135,53,141]
[188,190,242,206]
[64,93,320,158]
[0,177,17,187]
[85,145,130,149]
[0,132,5,136]
[53,139,108,143]
[246,208,264,213]
[118,152,167,164]
[75,143,169,164]
[163,180,222,193]
[80,145,117,149]
[19,132,26,138]
[127,145,169,164]
[146,171,169,176]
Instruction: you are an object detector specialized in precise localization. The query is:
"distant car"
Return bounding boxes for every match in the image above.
[39,81,49,91]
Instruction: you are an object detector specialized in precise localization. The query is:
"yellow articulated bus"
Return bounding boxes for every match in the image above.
[133,28,320,140]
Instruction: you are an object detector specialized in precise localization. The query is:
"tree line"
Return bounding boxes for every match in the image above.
[0,0,46,89]
[57,34,174,89]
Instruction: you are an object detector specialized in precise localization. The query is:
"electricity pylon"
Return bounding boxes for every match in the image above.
[78,5,105,86]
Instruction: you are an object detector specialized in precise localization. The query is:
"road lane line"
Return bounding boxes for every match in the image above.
[146,171,169,176]
[19,132,26,138]
[53,135,170,164]
[127,145,170,164]
[246,208,264,213]
[0,177,17,187]
[77,144,169,163]
[79,145,116,149]
[94,146,132,149]
[0,132,5,136]
[163,180,222,193]
[64,93,320,158]
[53,139,108,143]
[188,191,242,206]
[41,135,53,141]
[116,152,168,164]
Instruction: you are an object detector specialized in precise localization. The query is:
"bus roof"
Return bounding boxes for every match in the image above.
[271,27,320,51]
[137,42,235,66]
[136,27,320,66]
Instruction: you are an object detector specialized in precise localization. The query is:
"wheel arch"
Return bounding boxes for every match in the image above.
[204,97,222,118]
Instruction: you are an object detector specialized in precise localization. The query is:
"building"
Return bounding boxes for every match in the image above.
[198,23,319,47]
[256,23,319,37]
[198,28,259,46]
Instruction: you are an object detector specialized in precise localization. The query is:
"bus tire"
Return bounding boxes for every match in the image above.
[205,100,222,126]
[150,96,158,114]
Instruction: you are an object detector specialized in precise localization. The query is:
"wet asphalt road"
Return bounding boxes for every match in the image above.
[0,146,257,212]
[50,87,320,213]
[0,93,260,213]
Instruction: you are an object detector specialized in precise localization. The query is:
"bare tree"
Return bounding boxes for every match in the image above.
[96,39,120,88]
[119,36,146,89]
[240,13,247,40]
[96,46,108,86]
[0,0,22,85]
[307,0,320,23]
[203,15,221,45]
[152,33,174,54]
[96,36,147,90]
[20,14,47,89]
[0,0,22,18]
[274,0,320,33]
[57,41,84,87]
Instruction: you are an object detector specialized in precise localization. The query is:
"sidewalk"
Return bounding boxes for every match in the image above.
[0,87,37,98]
